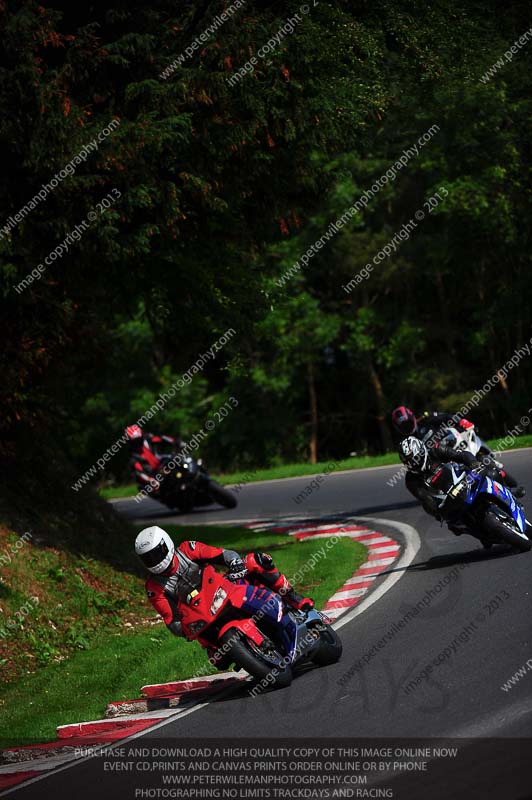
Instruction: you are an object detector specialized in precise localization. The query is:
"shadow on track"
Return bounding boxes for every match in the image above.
[375,544,519,583]
[118,502,227,520]
[347,500,421,516]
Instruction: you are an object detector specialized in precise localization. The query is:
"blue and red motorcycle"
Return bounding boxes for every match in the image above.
[179,565,342,690]
[430,462,531,552]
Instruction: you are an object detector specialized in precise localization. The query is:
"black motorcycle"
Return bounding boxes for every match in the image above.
[155,453,237,513]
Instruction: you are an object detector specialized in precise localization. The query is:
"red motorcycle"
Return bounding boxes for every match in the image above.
[179,565,342,689]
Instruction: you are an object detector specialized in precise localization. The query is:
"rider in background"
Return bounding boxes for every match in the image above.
[126,424,182,494]
[391,406,471,445]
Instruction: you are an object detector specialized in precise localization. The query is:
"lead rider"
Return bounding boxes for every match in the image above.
[135,527,313,665]
[399,435,524,520]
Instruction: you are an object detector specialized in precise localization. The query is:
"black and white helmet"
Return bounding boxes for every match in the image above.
[135,526,175,574]
[399,436,429,472]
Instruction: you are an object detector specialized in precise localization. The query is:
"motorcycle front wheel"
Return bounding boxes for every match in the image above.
[208,480,238,509]
[309,622,343,666]
[482,507,531,552]
[219,631,292,689]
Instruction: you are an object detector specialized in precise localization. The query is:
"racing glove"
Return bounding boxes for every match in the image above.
[226,557,247,581]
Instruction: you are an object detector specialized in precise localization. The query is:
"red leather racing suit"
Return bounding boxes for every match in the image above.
[145,540,307,639]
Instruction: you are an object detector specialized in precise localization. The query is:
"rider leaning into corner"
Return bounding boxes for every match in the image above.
[398,436,525,530]
[391,405,524,495]
[135,527,314,668]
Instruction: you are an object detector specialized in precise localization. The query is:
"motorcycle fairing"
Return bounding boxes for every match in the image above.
[218,617,265,646]
[468,474,527,533]
[179,566,248,634]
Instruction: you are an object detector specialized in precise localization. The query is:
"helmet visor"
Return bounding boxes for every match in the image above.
[393,407,416,434]
[140,538,170,569]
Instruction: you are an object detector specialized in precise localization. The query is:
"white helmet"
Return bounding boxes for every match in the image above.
[135,526,175,574]
[399,436,429,472]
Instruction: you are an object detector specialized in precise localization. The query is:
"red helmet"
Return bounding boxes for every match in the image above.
[126,424,143,441]
[391,406,417,436]
[126,424,144,453]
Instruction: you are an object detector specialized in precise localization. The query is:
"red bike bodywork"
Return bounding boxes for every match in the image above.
[179,565,265,648]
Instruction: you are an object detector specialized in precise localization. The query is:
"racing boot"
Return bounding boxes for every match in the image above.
[244,552,314,611]
[498,468,525,498]
[283,587,314,612]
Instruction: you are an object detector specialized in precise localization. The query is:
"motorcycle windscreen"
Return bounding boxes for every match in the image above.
[179,570,247,629]
[429,464,465,493]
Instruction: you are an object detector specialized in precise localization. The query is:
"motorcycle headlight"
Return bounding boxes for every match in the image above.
[450,478,467,497]
[188,620,207,634]
[210,587,227,616]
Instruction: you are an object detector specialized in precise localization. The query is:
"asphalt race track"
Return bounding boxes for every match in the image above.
[11,449,532,800]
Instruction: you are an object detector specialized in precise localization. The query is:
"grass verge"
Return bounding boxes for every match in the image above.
[100,434,532,499]
[1,524,366,747]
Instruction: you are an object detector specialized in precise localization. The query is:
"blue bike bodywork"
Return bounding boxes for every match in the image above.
[431,463,529,546]
[462,471,526,533]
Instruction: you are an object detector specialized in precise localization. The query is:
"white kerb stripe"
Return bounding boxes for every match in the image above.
[362,556,396,568]
[328,587,367,601]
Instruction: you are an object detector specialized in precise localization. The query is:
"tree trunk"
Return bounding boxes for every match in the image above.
[497,370,510,396]
[308,361,318,464]
[368,360,393,453]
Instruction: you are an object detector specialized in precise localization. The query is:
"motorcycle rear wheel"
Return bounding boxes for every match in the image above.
[219,631,292,689]
[482,507,531,552]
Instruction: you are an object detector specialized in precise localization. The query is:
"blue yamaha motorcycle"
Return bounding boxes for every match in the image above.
[430,463,531,552]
